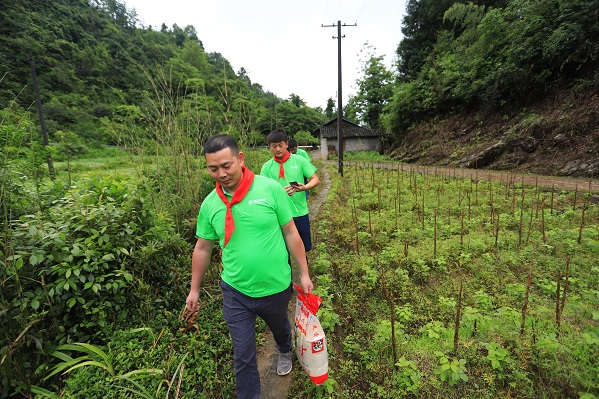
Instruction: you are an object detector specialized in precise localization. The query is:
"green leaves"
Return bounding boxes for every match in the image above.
[434,351,468,385]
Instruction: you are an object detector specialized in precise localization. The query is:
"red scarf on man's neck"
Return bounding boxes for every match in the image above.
[215,166,255,247]
[274,151,291,179]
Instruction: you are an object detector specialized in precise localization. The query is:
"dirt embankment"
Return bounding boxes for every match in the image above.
[390,88,599,181]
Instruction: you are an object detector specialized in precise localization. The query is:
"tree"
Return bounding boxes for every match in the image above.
[348,44,393,132]
[289,93,306,107]
[325,97,336,119]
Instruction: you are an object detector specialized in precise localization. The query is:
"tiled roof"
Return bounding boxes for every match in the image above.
[313,118,382,139]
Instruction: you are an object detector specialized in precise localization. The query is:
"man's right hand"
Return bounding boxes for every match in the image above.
[186,291,201,312]
[283,185,296,196]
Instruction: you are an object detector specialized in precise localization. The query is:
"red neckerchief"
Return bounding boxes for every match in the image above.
[273,151,290,179]
[215,166,255,247]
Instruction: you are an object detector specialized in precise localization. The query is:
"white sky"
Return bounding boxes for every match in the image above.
[122,0,407,109]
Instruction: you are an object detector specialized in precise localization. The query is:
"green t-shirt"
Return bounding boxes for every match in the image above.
[260,154,317,217]
[296,148,312,163]
[196,175,293,297]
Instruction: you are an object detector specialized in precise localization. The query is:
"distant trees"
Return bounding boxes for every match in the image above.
[347,44,394,132]
[0,0,326,150]
[325,97,336,120]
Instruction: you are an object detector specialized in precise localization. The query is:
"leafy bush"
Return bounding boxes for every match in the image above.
[2,176,189,396]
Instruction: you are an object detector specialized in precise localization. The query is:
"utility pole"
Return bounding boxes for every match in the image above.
[322,20,355,176]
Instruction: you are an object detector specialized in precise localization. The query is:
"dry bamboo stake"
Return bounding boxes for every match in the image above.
[394,195,398,231]
[468,192,471,220]
[511,183,517,217]
[352,198,360,255]
[521,260,534,335]
[460,211,465,246]
[475,171,479,205]
[489,179,493,209]
[453,279,463,353]
[519,186,526,247]
[368,209,372,236]
[577,203,587,244]
[377,183,381,213]
[535,178,540,218]
[490,188,495,224]
[550,184,555,215]
[541,198,546,243]
[525,203,534,246]
[559,256,571,321]
[573,184,578,210]
[421,190,425,229]
[434,209,437,259]
[555,271,562,330]
[404,238,409,257]
[398,178,402,214]
[494,211,500,250]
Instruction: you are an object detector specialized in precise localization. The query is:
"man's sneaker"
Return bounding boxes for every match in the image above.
[277,351,293,376]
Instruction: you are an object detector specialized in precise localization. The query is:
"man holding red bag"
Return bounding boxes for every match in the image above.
[186,134,313,399]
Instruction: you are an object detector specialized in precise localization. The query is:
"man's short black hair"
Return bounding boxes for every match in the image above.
[267,128,288,144]
[203,134,239,156]
[288,139,298,148]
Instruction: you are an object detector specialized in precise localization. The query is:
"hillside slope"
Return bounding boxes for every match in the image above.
[391,87,599,179]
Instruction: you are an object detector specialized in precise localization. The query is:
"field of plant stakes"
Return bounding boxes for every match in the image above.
[291,162,598,399]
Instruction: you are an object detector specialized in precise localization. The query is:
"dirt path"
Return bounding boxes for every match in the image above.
[257,165,332,399]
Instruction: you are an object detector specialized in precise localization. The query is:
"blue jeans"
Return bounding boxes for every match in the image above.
[220,281,293,399]
[293,214,312,252]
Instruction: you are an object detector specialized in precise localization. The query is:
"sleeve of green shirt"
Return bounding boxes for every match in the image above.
[196,195,219,240]
[260,159,274,179]
[300,157,317,179]
[298,148,312,163]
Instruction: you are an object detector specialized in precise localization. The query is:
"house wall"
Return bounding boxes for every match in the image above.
[320,138,328,159]
[345,137,382,153]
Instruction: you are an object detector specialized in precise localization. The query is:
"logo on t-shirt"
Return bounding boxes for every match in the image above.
[249,198,267,205]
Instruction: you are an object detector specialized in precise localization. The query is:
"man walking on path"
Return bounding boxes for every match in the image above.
[186,134,314,399]
[288,139,312,163]
[260,129,320,254]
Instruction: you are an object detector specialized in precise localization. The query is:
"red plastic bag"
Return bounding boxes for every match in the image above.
[293,284,329,385]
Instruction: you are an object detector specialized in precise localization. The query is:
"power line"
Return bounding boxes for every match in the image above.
[344,0,357,22]
[353,0,372,24]
[321,0,330,25]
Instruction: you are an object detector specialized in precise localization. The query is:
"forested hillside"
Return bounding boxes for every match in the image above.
[0,0,325,150]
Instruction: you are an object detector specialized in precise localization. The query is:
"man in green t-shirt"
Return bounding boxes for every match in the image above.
[186,134,313,399]
[288,139,311,163]
[288,139,312,200]
[260,129,319,254]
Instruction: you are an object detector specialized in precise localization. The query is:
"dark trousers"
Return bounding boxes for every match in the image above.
[293,214,312,252]
[220,281,293,399]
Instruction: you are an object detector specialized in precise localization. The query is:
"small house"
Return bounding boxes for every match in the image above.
[313,118,383,159]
